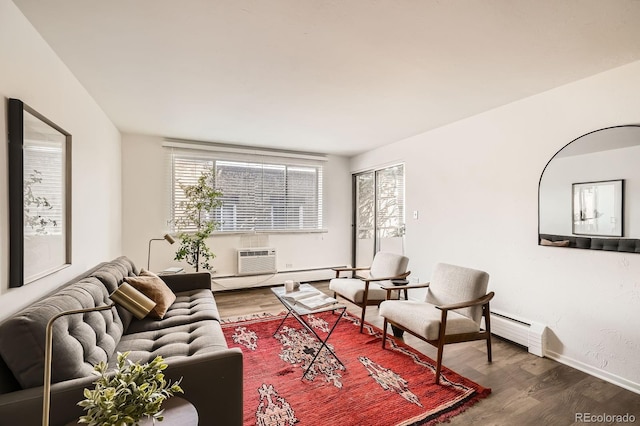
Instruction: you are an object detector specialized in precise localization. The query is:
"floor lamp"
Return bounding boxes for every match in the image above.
[42,283,156,426]
[147,233,176,270]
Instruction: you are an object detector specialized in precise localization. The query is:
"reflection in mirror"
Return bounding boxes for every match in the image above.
[539,125,640,252]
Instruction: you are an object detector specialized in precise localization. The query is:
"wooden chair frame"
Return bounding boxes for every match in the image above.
[381,282,495,384]
[332,266,410,333]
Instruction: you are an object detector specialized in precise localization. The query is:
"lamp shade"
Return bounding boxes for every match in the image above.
[110,283,157,320]
[147,233,176,270]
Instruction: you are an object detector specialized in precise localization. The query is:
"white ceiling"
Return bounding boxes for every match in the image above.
[13,0,640,156]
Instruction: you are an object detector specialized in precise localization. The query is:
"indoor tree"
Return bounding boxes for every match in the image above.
[173,169,223,271]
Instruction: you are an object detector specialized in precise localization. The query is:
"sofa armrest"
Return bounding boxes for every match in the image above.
[160,272,212,293]
[0,348,243,426]
[162,348,243,426]
[0,374,96,426]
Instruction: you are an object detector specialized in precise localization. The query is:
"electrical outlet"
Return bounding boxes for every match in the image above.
[285,263,293,269]
[410,277,420,284]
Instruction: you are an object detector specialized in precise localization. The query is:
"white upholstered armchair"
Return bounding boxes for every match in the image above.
[379,263,494,384]
[330,251,410,333]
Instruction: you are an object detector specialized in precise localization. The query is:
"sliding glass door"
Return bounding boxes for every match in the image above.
[353,164,405,266]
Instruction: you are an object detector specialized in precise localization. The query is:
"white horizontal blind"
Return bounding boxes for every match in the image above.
[23,141,65,236]
[171,149,323,232]
[171,155,214,232]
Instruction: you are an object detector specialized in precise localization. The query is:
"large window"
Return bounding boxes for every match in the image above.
[170,149,324,233]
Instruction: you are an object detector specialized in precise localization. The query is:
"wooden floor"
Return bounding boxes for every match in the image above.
[214,281,640,426]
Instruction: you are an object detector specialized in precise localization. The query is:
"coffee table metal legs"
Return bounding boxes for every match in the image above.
[273,306,347,380]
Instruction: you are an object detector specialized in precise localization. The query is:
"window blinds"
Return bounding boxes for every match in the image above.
[168,143,324,233]
[23,141,65,236]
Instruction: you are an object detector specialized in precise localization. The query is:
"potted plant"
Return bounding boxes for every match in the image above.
[173,169,223,271]
[78,352,183,426]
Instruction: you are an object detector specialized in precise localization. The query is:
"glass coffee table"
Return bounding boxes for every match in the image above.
[271,284,347,379]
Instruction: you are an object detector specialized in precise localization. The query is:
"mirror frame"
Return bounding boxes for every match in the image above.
[7,98,72,287]
[538,125,640,253]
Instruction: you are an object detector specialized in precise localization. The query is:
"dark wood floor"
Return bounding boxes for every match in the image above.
[214,281,640,426]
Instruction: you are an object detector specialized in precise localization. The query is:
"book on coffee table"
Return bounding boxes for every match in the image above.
[283,290,318,302]
[283,289,338,310]
[297,294,338,310]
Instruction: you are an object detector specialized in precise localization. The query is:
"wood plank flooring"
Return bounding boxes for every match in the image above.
[214,281,640,426]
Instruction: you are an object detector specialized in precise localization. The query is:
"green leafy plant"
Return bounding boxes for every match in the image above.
[78,352,183,426]
[174,169,223,271]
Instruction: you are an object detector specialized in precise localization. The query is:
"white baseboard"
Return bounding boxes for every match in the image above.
[211,267,336,291]
[545,350,640,395]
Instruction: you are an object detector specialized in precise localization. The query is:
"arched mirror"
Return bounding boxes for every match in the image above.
[539,125,640,252]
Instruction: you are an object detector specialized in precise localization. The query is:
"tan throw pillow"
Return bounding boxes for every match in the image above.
[124,269,176,319]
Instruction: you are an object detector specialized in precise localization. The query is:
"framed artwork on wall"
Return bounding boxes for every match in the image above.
[572,179,623,237]
[7,98,72,287]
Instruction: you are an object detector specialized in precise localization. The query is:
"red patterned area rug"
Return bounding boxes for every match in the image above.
[221,311,490,426]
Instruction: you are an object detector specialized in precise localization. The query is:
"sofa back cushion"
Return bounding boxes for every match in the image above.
[0,277,125,389]
[90,256,139,330]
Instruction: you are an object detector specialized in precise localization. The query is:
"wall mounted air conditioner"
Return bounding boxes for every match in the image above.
[237,248,277,275]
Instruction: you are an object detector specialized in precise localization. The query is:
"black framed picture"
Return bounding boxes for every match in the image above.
[572,179,623,237]
[7,98,72,287]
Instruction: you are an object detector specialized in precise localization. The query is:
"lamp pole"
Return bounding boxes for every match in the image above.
[42,285,156,426]
[42,304,115,426]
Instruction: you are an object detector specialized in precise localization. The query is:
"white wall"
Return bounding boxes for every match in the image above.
[121,133,352,288]
[0,1,122,319]
[351,60,640,393]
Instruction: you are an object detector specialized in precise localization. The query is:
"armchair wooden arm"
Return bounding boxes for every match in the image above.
[381,280,429,300]
[356,271,411,283]
[379,282,430,291]
[332,266,370,278]
[435,291,494,311]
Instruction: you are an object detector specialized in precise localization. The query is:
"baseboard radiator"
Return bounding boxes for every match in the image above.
[490,310,547,357]
[237,248,277,275]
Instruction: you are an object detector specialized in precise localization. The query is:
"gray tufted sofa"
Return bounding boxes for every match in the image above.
[0,256,243,426]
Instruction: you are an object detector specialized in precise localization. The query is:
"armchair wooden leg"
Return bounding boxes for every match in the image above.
[382,318,388,348]
[435,310,449,384]
[484,303,492,362]
[359,305,367,333]
[435,343,444,384]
